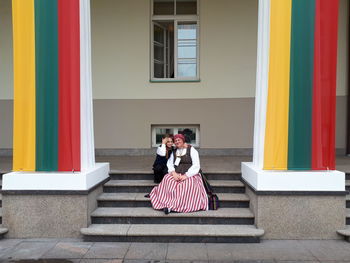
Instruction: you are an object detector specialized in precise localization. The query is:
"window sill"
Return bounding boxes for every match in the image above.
[150,79,201,83]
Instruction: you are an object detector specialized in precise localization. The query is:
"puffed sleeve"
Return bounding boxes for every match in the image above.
[167,151,175,173]
[185,147,200,177]
[156,144,166,156]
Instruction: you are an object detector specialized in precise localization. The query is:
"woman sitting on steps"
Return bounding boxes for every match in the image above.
[149,134,208,214]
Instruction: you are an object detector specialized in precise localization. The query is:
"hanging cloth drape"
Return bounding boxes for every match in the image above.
[12,0,95,172]
[253,0,339,171]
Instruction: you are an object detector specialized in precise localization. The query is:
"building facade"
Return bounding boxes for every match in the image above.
[0,0,348,155]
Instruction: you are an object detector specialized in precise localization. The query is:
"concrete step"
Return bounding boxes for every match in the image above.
[0,227,7,240]
[91,207,254,225]
[81,224,263,243]
[337,227,350,242]
[97,192,250,208]
[103,180,245,194]
[109,171,242,181]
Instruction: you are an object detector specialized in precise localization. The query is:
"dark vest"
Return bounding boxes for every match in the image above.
[174,145,194,174]
[153,146,174,168]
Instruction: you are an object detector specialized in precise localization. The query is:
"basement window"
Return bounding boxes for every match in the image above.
[151,125,200,147]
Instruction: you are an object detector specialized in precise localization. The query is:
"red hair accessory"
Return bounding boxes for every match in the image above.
[174,134,186,142]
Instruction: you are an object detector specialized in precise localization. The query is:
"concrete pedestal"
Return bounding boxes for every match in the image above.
[242,162,347,239]
[1,163,109,238]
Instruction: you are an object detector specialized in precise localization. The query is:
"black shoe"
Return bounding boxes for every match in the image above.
[144,194,150,198]
[163,207,170,215]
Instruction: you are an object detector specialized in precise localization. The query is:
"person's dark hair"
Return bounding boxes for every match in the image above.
[181,129,192,143]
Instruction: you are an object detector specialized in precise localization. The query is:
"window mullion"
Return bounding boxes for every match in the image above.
[163,29,166,78]
[174,20,178,79]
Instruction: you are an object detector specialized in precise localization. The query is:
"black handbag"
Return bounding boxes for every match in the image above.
[200,171,220,210]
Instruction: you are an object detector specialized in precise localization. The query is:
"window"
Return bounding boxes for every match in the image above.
[152,125,200,147]
[151,0,199,81]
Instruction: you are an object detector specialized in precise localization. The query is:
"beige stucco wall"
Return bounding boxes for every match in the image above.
[0,96,347,149]
[0,0,13,100]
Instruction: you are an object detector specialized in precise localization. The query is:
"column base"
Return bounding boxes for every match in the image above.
[2,163,109,191]
[242,162,347,239]
[242,162,345,192]
[1,163,110,238]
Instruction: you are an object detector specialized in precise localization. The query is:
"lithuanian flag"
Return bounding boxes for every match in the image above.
[12,0,95,172]
[261,0,339,171]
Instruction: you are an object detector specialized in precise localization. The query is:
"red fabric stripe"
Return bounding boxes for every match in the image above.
[58,0,81,171]
[312,0,339,170]
[150,174,208,213]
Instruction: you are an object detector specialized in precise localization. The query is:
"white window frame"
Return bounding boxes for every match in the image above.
[151,0,200,81]
[151,125,200,147]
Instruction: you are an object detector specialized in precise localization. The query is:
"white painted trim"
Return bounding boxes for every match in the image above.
[152,15,198,21]
[80,0,95,170]
[252,0,270,169]
[3,163,110,191]
[242,162,345,192]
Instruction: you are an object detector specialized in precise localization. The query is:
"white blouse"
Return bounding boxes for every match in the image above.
[156,144,167,156]
[167,147,200,177]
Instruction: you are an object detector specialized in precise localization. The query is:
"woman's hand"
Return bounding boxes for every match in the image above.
[162,137,168,144]
[179,174,188,181]
[171,171,181,181]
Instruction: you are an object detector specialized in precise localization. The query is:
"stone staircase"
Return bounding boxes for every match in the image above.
[337,173,350,241]
[0,173,8,238]
[81,171,264,243]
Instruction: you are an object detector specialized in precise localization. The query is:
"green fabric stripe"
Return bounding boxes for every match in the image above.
[35,0,58,171]
[288,0,315,170]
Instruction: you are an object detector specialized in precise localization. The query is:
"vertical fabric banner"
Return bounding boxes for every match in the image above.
[253,0,339,171]
[311,0,339,170]
[12,0,36,171]
[35,0,59,171]
[58,0,81,171]
[263,0,292,170]
[12,0,95,172]
[288,0,315,170]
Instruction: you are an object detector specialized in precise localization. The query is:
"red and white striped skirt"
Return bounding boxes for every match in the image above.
[150,173,208,213]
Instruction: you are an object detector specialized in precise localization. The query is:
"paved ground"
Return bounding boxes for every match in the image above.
[1,155,350,173]
[0,239,350,262]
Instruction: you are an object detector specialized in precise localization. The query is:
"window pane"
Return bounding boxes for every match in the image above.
[154,24,164,43]
[154,63,164,78]
[178,128,197,144]
[178,63,196,77]
[154,45,164,62]
[176,0,197,15]
[156,128,174,144]
[154,0,174,15]
[177,22,197,77]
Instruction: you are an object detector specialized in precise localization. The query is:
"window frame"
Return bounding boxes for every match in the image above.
[150,0,200,82]
[151,125,200,147]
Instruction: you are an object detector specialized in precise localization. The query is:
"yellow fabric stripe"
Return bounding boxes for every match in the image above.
[12,0,36,171]
[263,0,292,170]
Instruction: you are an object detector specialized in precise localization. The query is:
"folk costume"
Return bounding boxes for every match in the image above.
[150,142,208,213]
